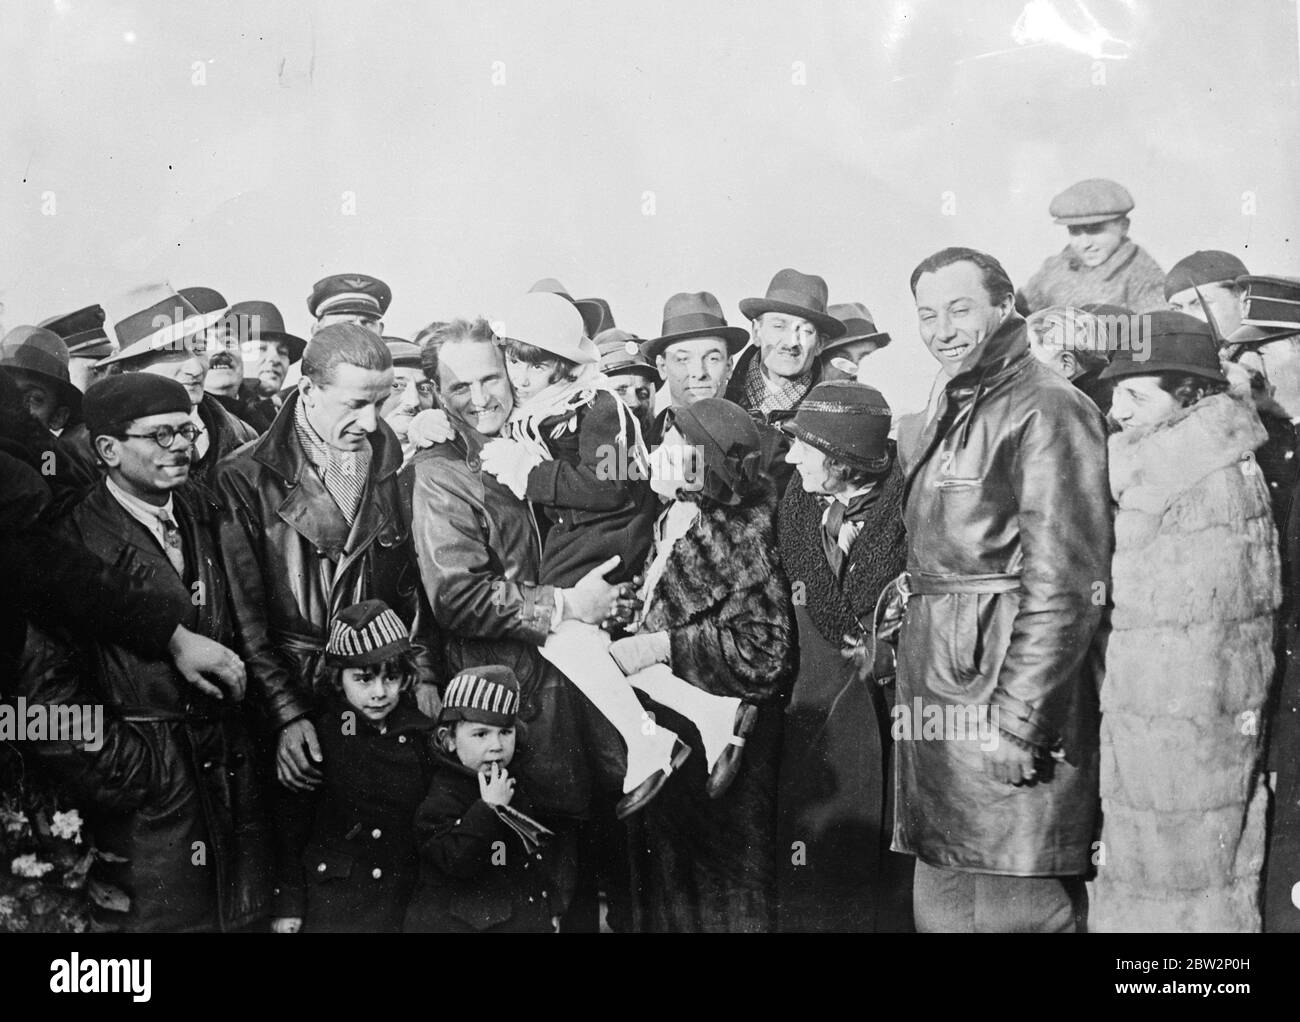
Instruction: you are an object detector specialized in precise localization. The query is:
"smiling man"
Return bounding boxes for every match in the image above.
[215,322,439,814]
[204,301,306,433]
[1020,178,1166,315]
[896,246,1111,933]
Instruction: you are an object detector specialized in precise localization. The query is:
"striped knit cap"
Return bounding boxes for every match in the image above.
[324,599,411,668]
[439,665,520,727]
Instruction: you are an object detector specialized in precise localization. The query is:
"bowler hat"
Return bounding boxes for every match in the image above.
[1164,251,1249,300]
[642,292,749,360]
[0,326,82,417]
[739,268,846,338]
[595,328,657,382]
[780,382,892,473]
[440,664,521,727]
[105,285,229,367]
[219,300,307,364]
[40,304,116,360]
[669,397,764,507]
[494,291,599,365]
[1100,310,1226,384]
[821,303,892,357]
[83,373,191,441]
[528,278,606,340]
[1049,178,1135,225]
[308,273,391,321]
[324,599,413,669]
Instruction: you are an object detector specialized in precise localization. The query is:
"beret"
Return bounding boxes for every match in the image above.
[1164,251,1249,299]
[83,374,191,440]
[1049,178,1135,225]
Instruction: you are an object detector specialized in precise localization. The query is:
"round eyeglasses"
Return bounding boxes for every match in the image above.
[118,423,204,449]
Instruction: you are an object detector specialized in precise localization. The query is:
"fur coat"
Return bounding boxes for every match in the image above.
[627,487,797,931]
[1093,390,1280,933]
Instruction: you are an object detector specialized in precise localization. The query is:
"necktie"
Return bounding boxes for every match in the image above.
[157,508,186,578]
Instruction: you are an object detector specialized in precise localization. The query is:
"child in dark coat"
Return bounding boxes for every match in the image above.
[271,600,436,934]
[404,665,556,933]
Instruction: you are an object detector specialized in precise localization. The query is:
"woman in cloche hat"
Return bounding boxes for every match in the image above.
[1090,311,1279,932]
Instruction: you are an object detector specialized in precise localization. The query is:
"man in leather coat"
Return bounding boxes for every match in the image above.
[893,247,1112,932]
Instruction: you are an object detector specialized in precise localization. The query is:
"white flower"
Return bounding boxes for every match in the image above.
[11,854,55,879]
[1,810,29,836]
[50,809,83,844]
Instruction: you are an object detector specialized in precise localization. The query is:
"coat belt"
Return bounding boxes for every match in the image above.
[898,571,1022,598]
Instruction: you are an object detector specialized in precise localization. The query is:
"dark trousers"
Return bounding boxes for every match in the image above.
[912,859,1084,933]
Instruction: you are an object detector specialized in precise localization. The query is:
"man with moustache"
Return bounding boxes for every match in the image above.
[204,301,306,433]
[895,247,1111,932]
[379,337,426,465]
[101,287,257,490]
[724,268,846,419]
[214,323,439,807]
[14,373,269,932]
[1020,178,1166,314]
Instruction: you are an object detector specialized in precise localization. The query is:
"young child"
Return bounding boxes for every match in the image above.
[271,599,436,934]
[404,665,557,933]
[483,293,752,818]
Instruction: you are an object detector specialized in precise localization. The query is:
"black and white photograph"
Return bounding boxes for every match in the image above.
[1,0,1297,998]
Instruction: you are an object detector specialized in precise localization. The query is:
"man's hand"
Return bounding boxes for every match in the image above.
[478,762,515,807]
[407,408,457,448]
[271,917,303,934]
[562,555,623,624]
[277,719,324,791]
[168,625,246,702]
[982,735,1039,785]
[415,681,442,719]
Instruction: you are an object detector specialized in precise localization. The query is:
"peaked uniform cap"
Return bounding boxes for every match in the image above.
[324,599,412,668]
[308,273,392,321]
[439,665,521,727]
[595,327,656,379]
[40,304,115,358]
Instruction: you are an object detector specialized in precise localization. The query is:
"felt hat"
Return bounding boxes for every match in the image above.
[528,278,606,340]
[0,326,82,417]
[104,286,229,367]
[739,268,846,338]
[668,397,764,506]
[642,291,749,360]
[821,302,892,356]
[493,291,599,365]
[1100,310,1226,384]
[219,300,307,364]
[780,381,892,472]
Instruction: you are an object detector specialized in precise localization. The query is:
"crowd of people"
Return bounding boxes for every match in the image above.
[3,175,1300,933]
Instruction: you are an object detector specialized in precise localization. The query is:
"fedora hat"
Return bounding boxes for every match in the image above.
[0,325,82,417]
[739,268,846,339]
[579,297,616,337]
[40,304,116,360]
[595,328,657,382]
[1100,310,1226,385]
[821,302,892,357]
[642,292,749,360]
[494,291,599,365]
[219,300,307,364]
[528,278,606,340]
[780,381,892,473]
[104,285,229,367]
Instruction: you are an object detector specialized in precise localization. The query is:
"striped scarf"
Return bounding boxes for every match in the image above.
[743,351,814,417]
[293,401,371,526]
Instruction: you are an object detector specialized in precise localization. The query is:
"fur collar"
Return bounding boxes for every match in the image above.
[1108,391,1266,511]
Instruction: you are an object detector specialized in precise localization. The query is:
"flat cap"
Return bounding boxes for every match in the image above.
[1049,178,1135,225]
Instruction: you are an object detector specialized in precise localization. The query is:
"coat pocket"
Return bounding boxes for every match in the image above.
[447,886,515,931]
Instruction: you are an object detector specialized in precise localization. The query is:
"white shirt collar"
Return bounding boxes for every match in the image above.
[106,474,175,523]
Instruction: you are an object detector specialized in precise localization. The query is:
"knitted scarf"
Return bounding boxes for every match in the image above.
[777,460,908,644]
[742,352,814,417]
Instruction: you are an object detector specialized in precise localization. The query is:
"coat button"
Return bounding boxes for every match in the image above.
[317,863,327,873]
[372,868,383,879]
[542,889,548,898]
[398,735,408,744]
[371,828,382,839]
[202,760,214,770]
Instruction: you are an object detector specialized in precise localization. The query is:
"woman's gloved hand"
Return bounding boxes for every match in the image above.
[608,630,671,675]
[407,408,457,448]
[480,437,543,499]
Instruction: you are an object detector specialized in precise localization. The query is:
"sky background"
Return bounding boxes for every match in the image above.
[2,0,1297,413]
